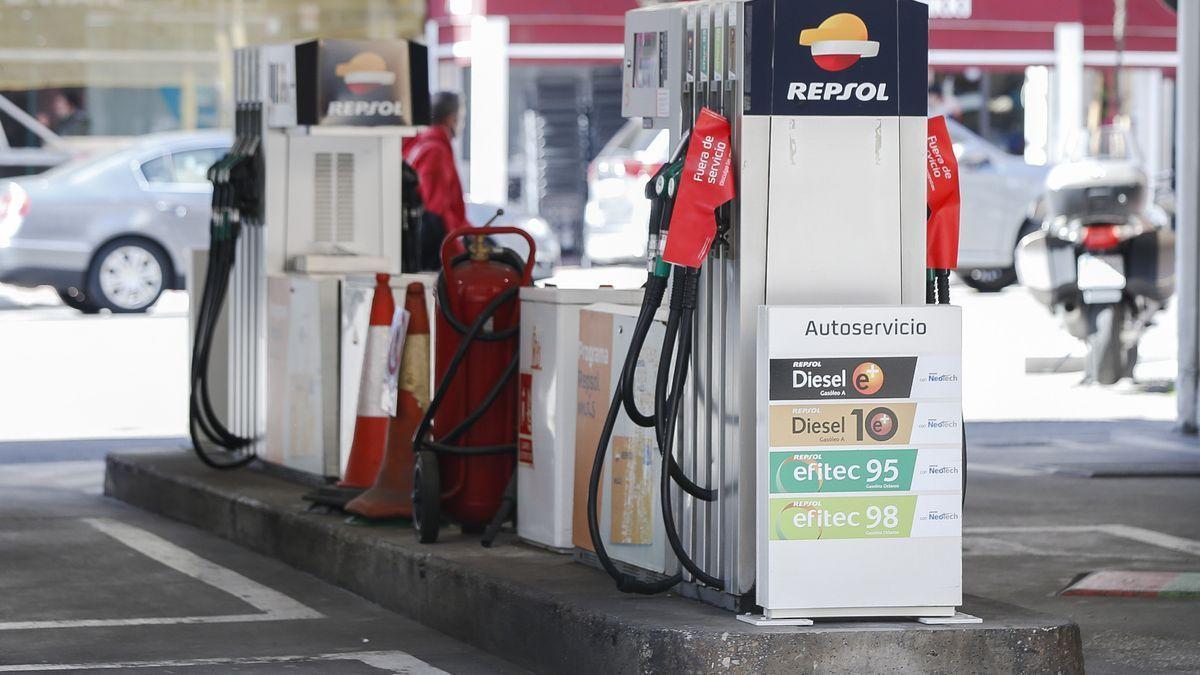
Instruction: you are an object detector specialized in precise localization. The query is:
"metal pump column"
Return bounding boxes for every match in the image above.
[620,0,929,611]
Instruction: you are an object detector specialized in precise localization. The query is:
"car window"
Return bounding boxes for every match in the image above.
[138,147,224,186]
[623,126,664,153]
[173,147,224,183]
[642,130,669,162]
[139,155,174,184]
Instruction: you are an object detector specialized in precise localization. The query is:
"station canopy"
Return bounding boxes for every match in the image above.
[0,0,426,90]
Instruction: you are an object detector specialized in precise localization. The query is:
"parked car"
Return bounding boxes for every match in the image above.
[583,118,1048,291]
[947,118,1051,291]
[0,130,230,312]
[582,122,669,266]
[0,130,561,313]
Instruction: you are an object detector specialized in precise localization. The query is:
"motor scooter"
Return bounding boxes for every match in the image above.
[1015,126,1174,385]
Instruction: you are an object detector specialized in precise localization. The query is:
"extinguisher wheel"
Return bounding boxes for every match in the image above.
[413,450,441,544]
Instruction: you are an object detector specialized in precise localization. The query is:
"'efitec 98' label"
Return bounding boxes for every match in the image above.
[769,494,962,541]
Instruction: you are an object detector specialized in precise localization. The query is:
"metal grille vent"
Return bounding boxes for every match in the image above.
[312,152,356,244]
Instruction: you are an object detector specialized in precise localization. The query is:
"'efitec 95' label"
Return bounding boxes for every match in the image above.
[769,448,962,494]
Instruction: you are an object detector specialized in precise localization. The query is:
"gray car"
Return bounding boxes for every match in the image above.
[0,130,230,312]
[0,130,560,312]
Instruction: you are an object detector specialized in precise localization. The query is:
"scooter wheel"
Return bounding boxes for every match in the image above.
[412,450,441,544]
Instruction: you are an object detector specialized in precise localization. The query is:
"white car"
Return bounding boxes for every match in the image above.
[583,118,1048,291]
[948,119,1051,291]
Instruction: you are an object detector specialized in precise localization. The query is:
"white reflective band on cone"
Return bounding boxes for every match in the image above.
[357,325,392,418]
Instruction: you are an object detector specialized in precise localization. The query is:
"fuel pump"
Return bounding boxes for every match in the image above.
[190,40,431,479]
[190,96,263,469]
[586,0,945,617]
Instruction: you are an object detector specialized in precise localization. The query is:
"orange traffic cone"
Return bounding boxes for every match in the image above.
[346,283,431,519]
[339,273,396,488]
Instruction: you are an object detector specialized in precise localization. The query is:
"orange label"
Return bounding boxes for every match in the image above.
[572,310,614,551]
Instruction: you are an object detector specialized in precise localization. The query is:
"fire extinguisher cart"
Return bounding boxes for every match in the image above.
[412,227,536,544]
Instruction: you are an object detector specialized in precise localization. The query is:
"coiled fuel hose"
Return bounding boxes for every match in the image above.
[587,140,723,594]
[190,105,261,470]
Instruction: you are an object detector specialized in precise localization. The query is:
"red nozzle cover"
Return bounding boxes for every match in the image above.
[926,116,961,270]
[661,108,736,269]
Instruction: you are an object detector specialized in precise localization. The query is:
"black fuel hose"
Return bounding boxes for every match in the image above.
[587,265,724,594]
[936,269,951,304]
[658,310,723,589]
[653,268,723,590]
[614,274,715,502]
[586,373,683,595]
[619,275,666,426]
[189,107,263,470]
[189,220,256,469]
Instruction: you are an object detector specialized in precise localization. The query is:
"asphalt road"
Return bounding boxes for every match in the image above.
[0,466,526,674]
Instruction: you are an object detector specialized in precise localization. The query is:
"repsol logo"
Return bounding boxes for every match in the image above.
[786,82,890,102]
[326,100,405,117]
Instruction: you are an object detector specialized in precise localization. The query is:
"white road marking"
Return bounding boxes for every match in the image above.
[0,651,449,673]
[1111,432,1200,455]
[0,613,317,631]
[1101,524,1200,557]
[0,517,322,631]
[965,524,1200,558]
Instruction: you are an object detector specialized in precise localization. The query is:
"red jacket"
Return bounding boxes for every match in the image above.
[404,126,469,234]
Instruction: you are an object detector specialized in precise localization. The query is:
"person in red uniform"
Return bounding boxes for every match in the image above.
[404,92,468,268]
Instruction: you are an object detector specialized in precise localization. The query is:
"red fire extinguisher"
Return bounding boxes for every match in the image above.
[412,223,535,545]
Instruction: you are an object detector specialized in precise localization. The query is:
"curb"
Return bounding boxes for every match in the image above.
[106,451,1085,674]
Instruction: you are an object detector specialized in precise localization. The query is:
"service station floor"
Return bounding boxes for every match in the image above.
[103,451,1085,674]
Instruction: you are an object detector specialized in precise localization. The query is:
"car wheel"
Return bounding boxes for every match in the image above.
[959,267,1017,293]
[56,287,99,314]
[87,238,170,313]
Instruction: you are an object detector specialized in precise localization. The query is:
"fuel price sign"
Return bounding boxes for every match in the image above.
[755,305,963,620]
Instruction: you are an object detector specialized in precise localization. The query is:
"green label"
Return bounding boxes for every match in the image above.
[769,496,917,541]
[769,449,917,494]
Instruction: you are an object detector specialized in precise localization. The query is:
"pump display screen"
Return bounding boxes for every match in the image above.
[632,31,663,88]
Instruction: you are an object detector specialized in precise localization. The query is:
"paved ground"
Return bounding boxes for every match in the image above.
[0,460,526,674]
[967,420,1200,674]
